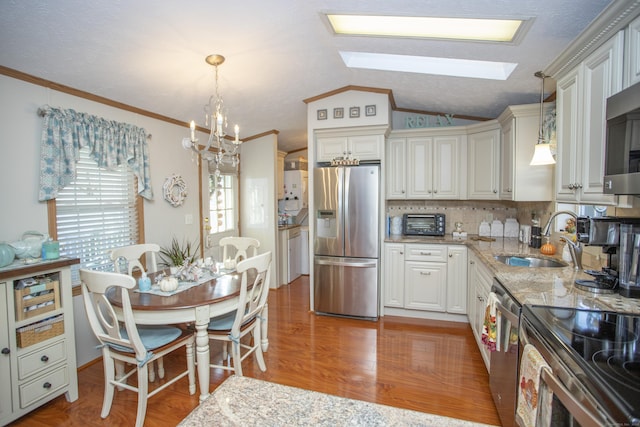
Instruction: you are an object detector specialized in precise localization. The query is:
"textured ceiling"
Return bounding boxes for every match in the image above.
[0,0,613,153]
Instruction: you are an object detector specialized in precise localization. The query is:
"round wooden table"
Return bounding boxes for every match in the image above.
[107,270,268,402]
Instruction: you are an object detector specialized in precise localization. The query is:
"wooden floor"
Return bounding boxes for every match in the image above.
[10,275,501,426]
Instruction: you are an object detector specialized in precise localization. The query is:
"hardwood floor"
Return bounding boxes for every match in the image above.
[9,275,501,426]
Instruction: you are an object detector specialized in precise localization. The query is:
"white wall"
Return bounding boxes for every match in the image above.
[239,134,278,289]
[0,74,211,366]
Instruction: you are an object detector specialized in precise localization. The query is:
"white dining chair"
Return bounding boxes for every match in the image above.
[110,243,160,276]
[208,251,272,376]
[80,269,195,427]
[220,236,260,263]
[110,243,164,381]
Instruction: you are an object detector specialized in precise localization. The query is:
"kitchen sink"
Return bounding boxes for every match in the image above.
[494,255,567,268]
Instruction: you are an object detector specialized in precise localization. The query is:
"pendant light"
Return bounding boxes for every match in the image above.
[530,71,556,166]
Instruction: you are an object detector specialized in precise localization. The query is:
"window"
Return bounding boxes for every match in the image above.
[208,174,237,234]
[52,147,141,279]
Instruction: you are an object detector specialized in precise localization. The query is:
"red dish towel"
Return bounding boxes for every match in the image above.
[481,291,499,352]
[516,344,553,427]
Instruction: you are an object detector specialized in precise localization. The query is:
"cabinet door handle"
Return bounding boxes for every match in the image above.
[43,382,52,389]
[41,355,49,362]
[420,271,431,276]
[493,189,497,193]
[419,251,432,255]
[1,348,9,355]
[401,190,405,194]
[470,260,475,265]
[434,189,438,193]
[399,252,404,255]
[449,253,453,257]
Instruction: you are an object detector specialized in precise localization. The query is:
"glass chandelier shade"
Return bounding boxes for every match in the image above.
[182,54,241,173]
[530,70,556,166]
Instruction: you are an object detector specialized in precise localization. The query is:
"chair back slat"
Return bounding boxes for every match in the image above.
[110,243,160,276]
[80,269,147,360]
[220,237,260,263]
[233,251,271,332]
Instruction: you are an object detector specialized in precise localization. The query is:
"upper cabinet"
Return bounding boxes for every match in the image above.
[497,104,554,201]
[625,14,640,88]
[386,129,464,200]
[315,126,387,163]
[467,122,501,200]
[555,32,624,205]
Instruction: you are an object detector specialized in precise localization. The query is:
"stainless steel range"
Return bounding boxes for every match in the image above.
[520,305,640,426]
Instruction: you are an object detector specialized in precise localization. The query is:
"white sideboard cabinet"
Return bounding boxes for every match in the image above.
[0,258,79,425]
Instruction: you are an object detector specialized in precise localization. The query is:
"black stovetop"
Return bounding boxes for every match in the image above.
[524,305,640,425]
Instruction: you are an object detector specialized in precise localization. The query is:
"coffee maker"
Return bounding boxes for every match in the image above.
[576,216,640,298]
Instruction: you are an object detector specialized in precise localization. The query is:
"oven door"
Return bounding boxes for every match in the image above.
[519,313,610,427]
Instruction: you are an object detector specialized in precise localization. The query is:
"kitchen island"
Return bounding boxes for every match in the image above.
[385,234,640,315]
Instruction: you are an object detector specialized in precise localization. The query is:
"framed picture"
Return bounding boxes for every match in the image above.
[333,107,344,119]
[365,105,376,117]
[317,109,327,120]
[349,106,360,118]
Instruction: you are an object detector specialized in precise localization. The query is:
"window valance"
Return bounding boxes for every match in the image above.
[38,106,153,201]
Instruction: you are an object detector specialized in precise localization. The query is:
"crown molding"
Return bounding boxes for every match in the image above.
[545,0,640,78]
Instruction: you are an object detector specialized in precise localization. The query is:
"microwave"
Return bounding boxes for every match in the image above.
[603,81,640,195]
[403,213,445,236]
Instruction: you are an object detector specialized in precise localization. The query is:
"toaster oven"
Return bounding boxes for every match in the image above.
[403,213,445,236]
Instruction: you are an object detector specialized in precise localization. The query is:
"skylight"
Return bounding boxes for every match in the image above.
[326,14,525,42]
[339,51,518,81]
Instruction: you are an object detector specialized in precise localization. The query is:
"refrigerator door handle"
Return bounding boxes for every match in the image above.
[315,258,377,268]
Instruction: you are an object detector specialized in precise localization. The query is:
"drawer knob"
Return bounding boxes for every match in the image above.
[41,355,49,362]
[43,382,52,389]
[1,348,9,355]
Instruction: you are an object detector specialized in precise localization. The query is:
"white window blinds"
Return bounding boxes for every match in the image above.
[56,147,139,274]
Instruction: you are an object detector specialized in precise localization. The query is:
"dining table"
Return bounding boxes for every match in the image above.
[106,269,269,402]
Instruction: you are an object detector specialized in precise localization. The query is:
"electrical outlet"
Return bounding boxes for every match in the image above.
[185,214,193,225]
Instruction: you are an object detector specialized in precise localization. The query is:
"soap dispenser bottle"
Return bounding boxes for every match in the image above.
[138,272,151,291]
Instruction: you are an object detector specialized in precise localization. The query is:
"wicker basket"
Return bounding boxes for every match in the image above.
[16,315,64,348]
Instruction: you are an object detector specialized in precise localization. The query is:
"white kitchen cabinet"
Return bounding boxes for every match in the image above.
[386,130,462,200]
[467,251,492,371]
[498,104,554,201]
[405,261,447,312]
[555,31,623,205]
[316,132,384,163]
[277,151,286,200]
[383,243,404,308]
[383,243,467,318]
[0,259,79,426]
[0,285,12,422]
[467,123,501,200]
[625,14,640,88]
[446,246,468,314]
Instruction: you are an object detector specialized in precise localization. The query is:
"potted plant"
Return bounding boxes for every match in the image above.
[159,237,200,268]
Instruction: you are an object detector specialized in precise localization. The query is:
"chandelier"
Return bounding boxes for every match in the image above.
[182,54,241,173]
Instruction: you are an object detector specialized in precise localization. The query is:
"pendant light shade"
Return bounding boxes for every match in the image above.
[530,71,556,166]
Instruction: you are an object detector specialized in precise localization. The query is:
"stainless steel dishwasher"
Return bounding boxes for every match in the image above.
[489,278,522,427]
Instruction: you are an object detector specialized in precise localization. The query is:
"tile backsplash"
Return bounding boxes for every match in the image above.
[386,200,554,235]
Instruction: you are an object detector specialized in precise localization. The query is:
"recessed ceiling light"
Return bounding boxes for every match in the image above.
[339,51,518,80]
[326,14,526,43]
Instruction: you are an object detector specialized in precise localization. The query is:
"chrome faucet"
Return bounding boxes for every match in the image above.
[559,235,583,270]
[543,211,582,270]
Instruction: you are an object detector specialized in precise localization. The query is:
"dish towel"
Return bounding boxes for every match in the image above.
[516,344,553,427]
[481,291,499,352]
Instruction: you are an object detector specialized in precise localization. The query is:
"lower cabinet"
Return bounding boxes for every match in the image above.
[384,243,467,319]
[467,251,492,371]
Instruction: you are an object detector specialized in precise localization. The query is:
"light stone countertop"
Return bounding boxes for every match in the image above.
[179,375,499,427]
[385,235,640,315]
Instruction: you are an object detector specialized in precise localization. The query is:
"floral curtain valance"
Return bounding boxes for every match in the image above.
[38,106,153,201]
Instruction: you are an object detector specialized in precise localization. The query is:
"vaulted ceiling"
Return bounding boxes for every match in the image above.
[0,0,613,152]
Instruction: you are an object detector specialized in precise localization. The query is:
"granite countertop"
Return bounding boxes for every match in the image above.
[385,235,640,315]
[179,375,499,427]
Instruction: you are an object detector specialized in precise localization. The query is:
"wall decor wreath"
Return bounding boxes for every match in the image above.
[162,174,188,207]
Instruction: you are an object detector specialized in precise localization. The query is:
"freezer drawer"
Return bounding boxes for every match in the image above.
[314,256,379,319]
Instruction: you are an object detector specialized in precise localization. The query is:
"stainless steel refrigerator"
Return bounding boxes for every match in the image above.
[313,165,379,319]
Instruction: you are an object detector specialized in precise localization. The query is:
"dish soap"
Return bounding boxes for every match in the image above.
[138,272,152,292]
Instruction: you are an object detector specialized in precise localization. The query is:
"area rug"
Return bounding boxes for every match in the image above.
[179,375,499,427]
